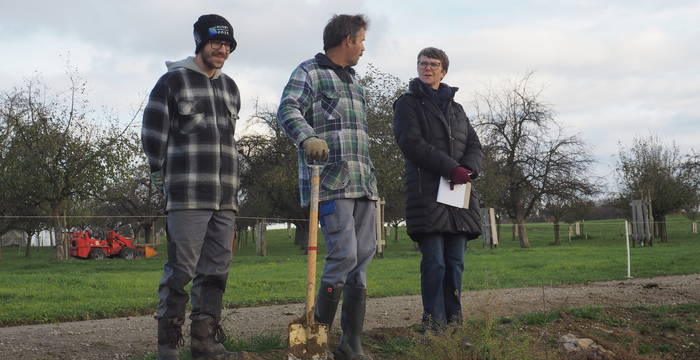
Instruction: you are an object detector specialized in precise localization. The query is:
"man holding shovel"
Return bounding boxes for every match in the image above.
[278,14,378,360]
[142,14,245,360]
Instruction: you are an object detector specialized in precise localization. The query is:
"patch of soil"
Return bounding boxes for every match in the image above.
[1,274,698,359]
[522,306,700,360]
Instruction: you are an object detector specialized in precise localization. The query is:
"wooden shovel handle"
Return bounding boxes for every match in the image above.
[305,165,322,325]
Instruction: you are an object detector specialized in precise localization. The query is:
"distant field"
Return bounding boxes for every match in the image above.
[0,215,698,326]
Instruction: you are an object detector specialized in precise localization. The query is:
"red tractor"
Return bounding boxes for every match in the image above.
[69,230,157,260]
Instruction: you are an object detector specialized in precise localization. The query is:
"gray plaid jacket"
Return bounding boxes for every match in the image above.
[142,57,241,212]
[277,54,378,206]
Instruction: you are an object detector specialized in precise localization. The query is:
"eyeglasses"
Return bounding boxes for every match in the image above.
[418,61,441,69]
[209,40,233,52]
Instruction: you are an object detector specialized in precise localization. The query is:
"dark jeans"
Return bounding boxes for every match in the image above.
[417,233,466,328]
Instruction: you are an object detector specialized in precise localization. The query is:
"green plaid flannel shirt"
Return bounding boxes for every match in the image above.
[277,54,378,207]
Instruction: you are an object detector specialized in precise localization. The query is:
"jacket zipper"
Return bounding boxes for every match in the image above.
[417,167,423,195]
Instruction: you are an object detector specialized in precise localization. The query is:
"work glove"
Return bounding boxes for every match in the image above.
[302,137,329,161]
[150,170,164,193]
[449,166,472,190]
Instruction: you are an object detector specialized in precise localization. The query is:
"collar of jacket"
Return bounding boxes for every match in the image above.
[408,77,457,100]
[315,53,355,83]
[165,56,223,79]
[407,78,457,156]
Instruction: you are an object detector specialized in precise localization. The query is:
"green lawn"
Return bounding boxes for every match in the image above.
[0,215,698,326]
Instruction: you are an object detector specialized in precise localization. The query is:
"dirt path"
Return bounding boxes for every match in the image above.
[2,274,699,360]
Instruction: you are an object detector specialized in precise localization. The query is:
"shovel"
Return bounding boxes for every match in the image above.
[288,164,328,360]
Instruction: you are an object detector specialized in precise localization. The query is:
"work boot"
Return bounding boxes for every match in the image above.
[334,286,372,360]
[157,317,184,360]
[315,283,342,360]
[190,317,242,360]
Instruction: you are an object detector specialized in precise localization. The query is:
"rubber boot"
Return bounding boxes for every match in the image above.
[315,283,342,327]
[157,317,184,360]
[315,283,342,360]
[190,317,242,360]
[334,286,372,360]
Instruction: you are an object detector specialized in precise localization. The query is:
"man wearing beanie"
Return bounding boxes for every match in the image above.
[142,14,244,360]
[278,14,377,360]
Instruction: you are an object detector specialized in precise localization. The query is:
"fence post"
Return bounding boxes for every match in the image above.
[255,221,267,256]
[489,208,499,247]
[625,220,631,278]
[375,198,385,258]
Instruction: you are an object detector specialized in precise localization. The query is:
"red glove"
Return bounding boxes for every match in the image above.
[450,166,472,189]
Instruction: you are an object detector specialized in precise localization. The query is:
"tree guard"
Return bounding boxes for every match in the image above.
[630,199,653,247]
[480,208,499,248]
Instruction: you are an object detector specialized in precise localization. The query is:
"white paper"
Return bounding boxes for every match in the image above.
[436,177,471,209]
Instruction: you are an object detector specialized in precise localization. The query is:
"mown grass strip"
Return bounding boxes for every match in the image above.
[1,215,699,326]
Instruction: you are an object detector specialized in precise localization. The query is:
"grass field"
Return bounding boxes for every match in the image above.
[0,215,698,326]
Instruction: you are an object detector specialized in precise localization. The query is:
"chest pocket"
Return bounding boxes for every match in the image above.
[320,89,341,117]
[176,100,207,134]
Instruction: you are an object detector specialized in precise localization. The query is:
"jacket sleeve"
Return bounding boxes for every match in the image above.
[393,95,459,179]
[141,76,171,173]
[456,104,483,179]
[277,66,316,147]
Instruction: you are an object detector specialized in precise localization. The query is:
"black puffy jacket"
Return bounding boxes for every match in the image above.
[393,78,483,241]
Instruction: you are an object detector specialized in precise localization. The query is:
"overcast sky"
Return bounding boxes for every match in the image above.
[1,0,698,189]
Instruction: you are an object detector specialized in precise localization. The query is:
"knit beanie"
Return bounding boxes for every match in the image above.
[193,14,237,53]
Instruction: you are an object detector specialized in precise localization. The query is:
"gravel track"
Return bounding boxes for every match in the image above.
[1,274,699,360]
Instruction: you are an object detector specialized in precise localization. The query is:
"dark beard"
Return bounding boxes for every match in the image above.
[202,52,225,69]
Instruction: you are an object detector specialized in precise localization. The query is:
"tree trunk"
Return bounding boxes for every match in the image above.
[516,215,530,248]
[293,221,309,252]
[143,222,154,244]
[393,224,399,242]
[553,221,561,245]
[255,221,267,256]
[25,230,33,257]
[53,217,65,260]
[658,216,668,243]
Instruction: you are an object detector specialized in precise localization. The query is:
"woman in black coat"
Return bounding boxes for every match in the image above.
[393,47,483,330]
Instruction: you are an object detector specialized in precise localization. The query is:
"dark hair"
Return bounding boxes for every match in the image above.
[323,14,368,51]
[417,47,449,72]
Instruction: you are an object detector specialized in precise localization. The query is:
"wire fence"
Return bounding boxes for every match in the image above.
[1,215,697,247]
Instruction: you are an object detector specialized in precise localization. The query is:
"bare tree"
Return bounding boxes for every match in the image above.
[474,73,596,248]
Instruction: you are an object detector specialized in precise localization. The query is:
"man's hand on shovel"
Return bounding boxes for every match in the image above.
[302,137,329,162]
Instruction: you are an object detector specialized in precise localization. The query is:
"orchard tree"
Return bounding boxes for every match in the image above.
[474,73,597,248]
[237,106,309,249]
[91,132,164,244]
[616,136,699,242]
[359,64,407,240]
[1,71,136,260]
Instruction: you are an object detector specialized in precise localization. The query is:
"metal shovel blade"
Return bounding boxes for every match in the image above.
[288,320,328,359]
